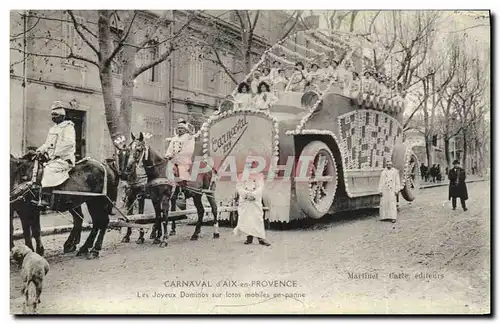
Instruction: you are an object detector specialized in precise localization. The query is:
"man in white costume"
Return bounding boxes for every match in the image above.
[165,119,195,187]
[378,161,401,223]
[234,161,271,246]
[33,101,76,206]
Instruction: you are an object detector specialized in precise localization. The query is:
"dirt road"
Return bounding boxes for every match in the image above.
[10,182,490,314]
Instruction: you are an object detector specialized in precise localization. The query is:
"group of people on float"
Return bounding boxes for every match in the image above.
[232,55,404,111]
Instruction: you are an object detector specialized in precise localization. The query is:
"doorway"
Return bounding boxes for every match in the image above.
[65,109,86,161]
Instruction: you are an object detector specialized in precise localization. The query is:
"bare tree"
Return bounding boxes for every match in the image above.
[201,10,304,85]
[10,9,201,146]
[452,49,488,171]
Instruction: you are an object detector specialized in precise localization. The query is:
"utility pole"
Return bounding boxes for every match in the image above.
[21,10,28,154]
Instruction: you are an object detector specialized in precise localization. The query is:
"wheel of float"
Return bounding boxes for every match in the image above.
[392,144,420,202]
[401,149,421,201]
[295,141,338,219]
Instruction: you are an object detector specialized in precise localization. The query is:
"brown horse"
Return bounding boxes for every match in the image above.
[10,151,119,258]
[120,132,219,246]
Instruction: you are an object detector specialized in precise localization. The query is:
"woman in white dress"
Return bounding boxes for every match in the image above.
[260,67,271,84]
[269,60,281,83]
[361,70,376,95]
[306,63,322,91]
[287,62,308,92]
[253,81,277,111]
[341,60,354,95]
[271,68,288,95]
[250,71,262,95]
[349,71,361,97]
[234,82,252,109]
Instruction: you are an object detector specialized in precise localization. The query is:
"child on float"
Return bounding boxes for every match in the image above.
[253,81,277,111]
[250,70,262,95]
[306,63,322,91]
[349,71,361,98]
[271,68,288,95]
[260,67,271,84]
[269,60,281,83]
[287,61,307,92]
[234,82,253,109]
[361,70,376,95]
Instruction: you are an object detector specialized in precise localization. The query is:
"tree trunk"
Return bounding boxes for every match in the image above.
[444,137,450,169]
[99,68,124,141]
[425,136,432,166]
[97,10,124,144]
[119,43,137,137]
[462,128,467,172]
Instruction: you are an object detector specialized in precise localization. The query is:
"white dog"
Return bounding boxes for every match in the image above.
[11,244,49,314]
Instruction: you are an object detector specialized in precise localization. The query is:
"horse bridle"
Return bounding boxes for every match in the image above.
[130,142,167,170]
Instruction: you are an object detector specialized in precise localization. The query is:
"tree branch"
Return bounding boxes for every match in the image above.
[105,11,138,67]
[212,48,238,85]
[10,15,41,41]
[133,43,176,78]
[277,11,302,42]
[403,98,425,129]
[11,46,99,67]
[249,10,260,35]
[68,10,100,57]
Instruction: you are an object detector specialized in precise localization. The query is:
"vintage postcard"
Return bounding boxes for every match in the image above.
[9,9,490,314]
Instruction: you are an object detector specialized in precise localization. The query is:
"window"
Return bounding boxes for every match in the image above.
[189,49,204,91]
[189,115,204,132]
[143,116,164,153]
[432,135,438,147]
[219,54,234,95]
[144,45,160,83]
[62,14,85,65]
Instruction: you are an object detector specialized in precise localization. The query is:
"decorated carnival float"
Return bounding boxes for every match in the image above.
[195,29,420,225]
[10,29,421,243]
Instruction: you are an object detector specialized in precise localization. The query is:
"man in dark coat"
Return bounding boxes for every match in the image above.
[420,163,427,181]
[448,159,468,211]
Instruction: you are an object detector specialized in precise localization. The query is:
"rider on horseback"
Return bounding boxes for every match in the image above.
[33,101,76,206]
[164,119,195,188]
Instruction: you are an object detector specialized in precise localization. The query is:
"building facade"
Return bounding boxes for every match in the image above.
[10,10,290,159]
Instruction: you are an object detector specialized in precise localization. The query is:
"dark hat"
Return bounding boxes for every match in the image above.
[311,63,320,69]
[453,159,460,165]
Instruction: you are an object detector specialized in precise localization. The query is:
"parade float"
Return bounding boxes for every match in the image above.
[196,29,420,225]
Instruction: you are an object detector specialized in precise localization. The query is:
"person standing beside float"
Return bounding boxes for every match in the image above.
[234,160,271,246]
[378,161,401,223]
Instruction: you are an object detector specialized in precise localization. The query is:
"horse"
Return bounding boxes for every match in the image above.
[10,151,120,259]
[116,139,172,244]
[116,141,211,244]
[120,132,219,245]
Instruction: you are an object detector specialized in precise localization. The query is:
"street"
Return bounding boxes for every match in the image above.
[10,181,490,314]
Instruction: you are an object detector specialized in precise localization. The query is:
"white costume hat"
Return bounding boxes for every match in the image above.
[50,101,66,115]
[176,119,195,134]
[177,121,189,130]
